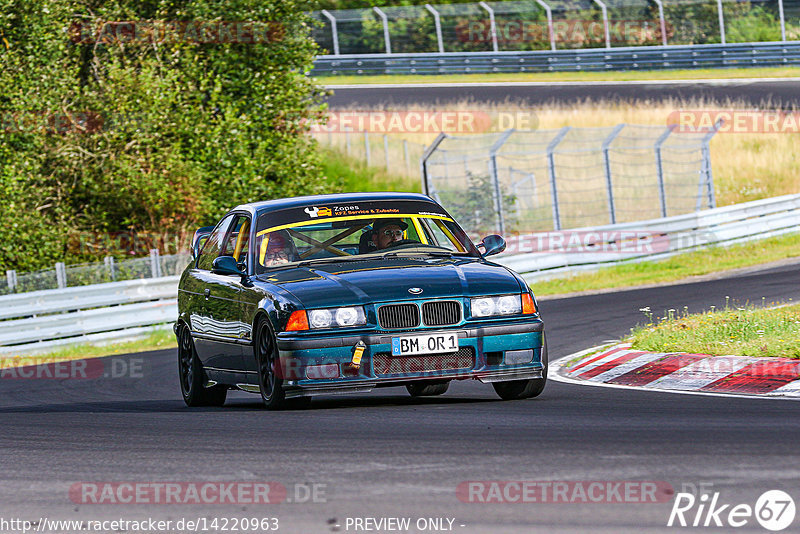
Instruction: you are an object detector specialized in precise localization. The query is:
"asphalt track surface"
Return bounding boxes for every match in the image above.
[2,260,800,533]
[325,78,800,108]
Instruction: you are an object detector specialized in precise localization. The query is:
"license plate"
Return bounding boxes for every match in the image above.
[391,333,459,356]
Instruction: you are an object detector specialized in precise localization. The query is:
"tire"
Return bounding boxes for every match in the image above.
[254,318,311,410]
[178,324,227,407]
[407,381,449,397]
[492,334,548,401]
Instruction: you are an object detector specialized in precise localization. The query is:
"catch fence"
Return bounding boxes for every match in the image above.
[310,0,800,55]
[2,251,191,296]
[421,123,720,235]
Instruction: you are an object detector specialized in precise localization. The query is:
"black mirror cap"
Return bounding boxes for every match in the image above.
[211,256,243,276]
[481,235,506,257]
[192,226,214,259]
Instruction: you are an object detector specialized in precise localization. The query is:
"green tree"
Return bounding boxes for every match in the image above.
[0,0,329,271]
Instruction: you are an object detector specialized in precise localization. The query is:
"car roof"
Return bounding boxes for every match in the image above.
[233,192,437,215]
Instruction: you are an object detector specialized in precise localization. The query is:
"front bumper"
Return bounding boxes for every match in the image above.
[275,319,545,398]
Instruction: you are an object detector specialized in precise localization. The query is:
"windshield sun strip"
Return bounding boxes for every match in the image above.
[256,213,454,237]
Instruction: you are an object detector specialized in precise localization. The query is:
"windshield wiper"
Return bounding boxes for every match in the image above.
[382,249,454,259]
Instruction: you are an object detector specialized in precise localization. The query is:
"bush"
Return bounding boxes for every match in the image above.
[0,0,329,272]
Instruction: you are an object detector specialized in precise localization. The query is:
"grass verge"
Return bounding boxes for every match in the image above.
[531,232,800,297]
[0,328,176,368]
[317,67,800,86]
[626,303,800,358]
[319,146,419,193]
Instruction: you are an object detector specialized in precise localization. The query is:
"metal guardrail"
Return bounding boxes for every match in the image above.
[494,193,800,281]
[0,276,179,355]
[313,42,800,75]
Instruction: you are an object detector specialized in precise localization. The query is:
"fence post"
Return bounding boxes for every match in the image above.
[420,133,447,200]
[345,130,351,155]
[478,2,499,52]
[104,255,117,282]
[373,7,392,54]
[779,0,786,42]
[602,124,626,225]
[383,134,390,171]
[320,10,340,56]
[654,124,676,218]
[534,0,555,51]
[592,0,611,49]
[55,262,67,289]
[652,0,668,46]
[488,129,515,235]
[6,270,17,293]
[716,0,726,45]
[546,127,571,231]
[150,249,162,278]
[403,139,410,175]
[698,119,722,210]
[364,131,371,166]
[424,4,444,53]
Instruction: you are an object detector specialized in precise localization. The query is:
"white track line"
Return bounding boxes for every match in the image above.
[766,380,800,397]
[550,347,800,402]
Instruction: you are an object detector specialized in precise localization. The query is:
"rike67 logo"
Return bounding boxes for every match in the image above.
[668,488,795,531]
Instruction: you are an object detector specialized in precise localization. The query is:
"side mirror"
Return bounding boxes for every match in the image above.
[480,235,506,257]
[211,256,244,277]
[191,226,215,259]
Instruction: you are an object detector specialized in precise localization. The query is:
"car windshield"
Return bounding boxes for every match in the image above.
[253,199,480,273]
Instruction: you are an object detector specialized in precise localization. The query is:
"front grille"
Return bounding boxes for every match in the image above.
[378,304,420,329]
[373,347,475,377]
[422,300,461,326]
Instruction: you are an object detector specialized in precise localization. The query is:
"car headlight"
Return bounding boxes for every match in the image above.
[308,306,366,329]
[471,294,522,317]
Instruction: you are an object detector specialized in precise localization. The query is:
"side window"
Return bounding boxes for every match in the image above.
[220,215,252,268]
[196,214,235,270]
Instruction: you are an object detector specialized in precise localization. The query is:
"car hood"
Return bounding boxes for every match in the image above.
[255,256,522,308]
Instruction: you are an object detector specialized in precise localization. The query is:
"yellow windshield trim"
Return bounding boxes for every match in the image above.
[258,236,270,265]
[256,213,453,237]
[434,219,466,252]
[410,217,429,245]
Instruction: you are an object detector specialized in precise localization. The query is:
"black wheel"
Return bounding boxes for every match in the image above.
[255,318,311,410]
[178,324,227,407]
[492,334,548,401]
[407,381,449,397]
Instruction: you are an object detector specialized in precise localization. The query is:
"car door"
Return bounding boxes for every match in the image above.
[190,213,246,373]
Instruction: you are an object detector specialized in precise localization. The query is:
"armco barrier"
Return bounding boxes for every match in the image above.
[313,42,800,75]
[0,276,179,355]
[494,193,800,281]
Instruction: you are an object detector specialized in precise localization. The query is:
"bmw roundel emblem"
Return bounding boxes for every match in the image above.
[408,287,423,295]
